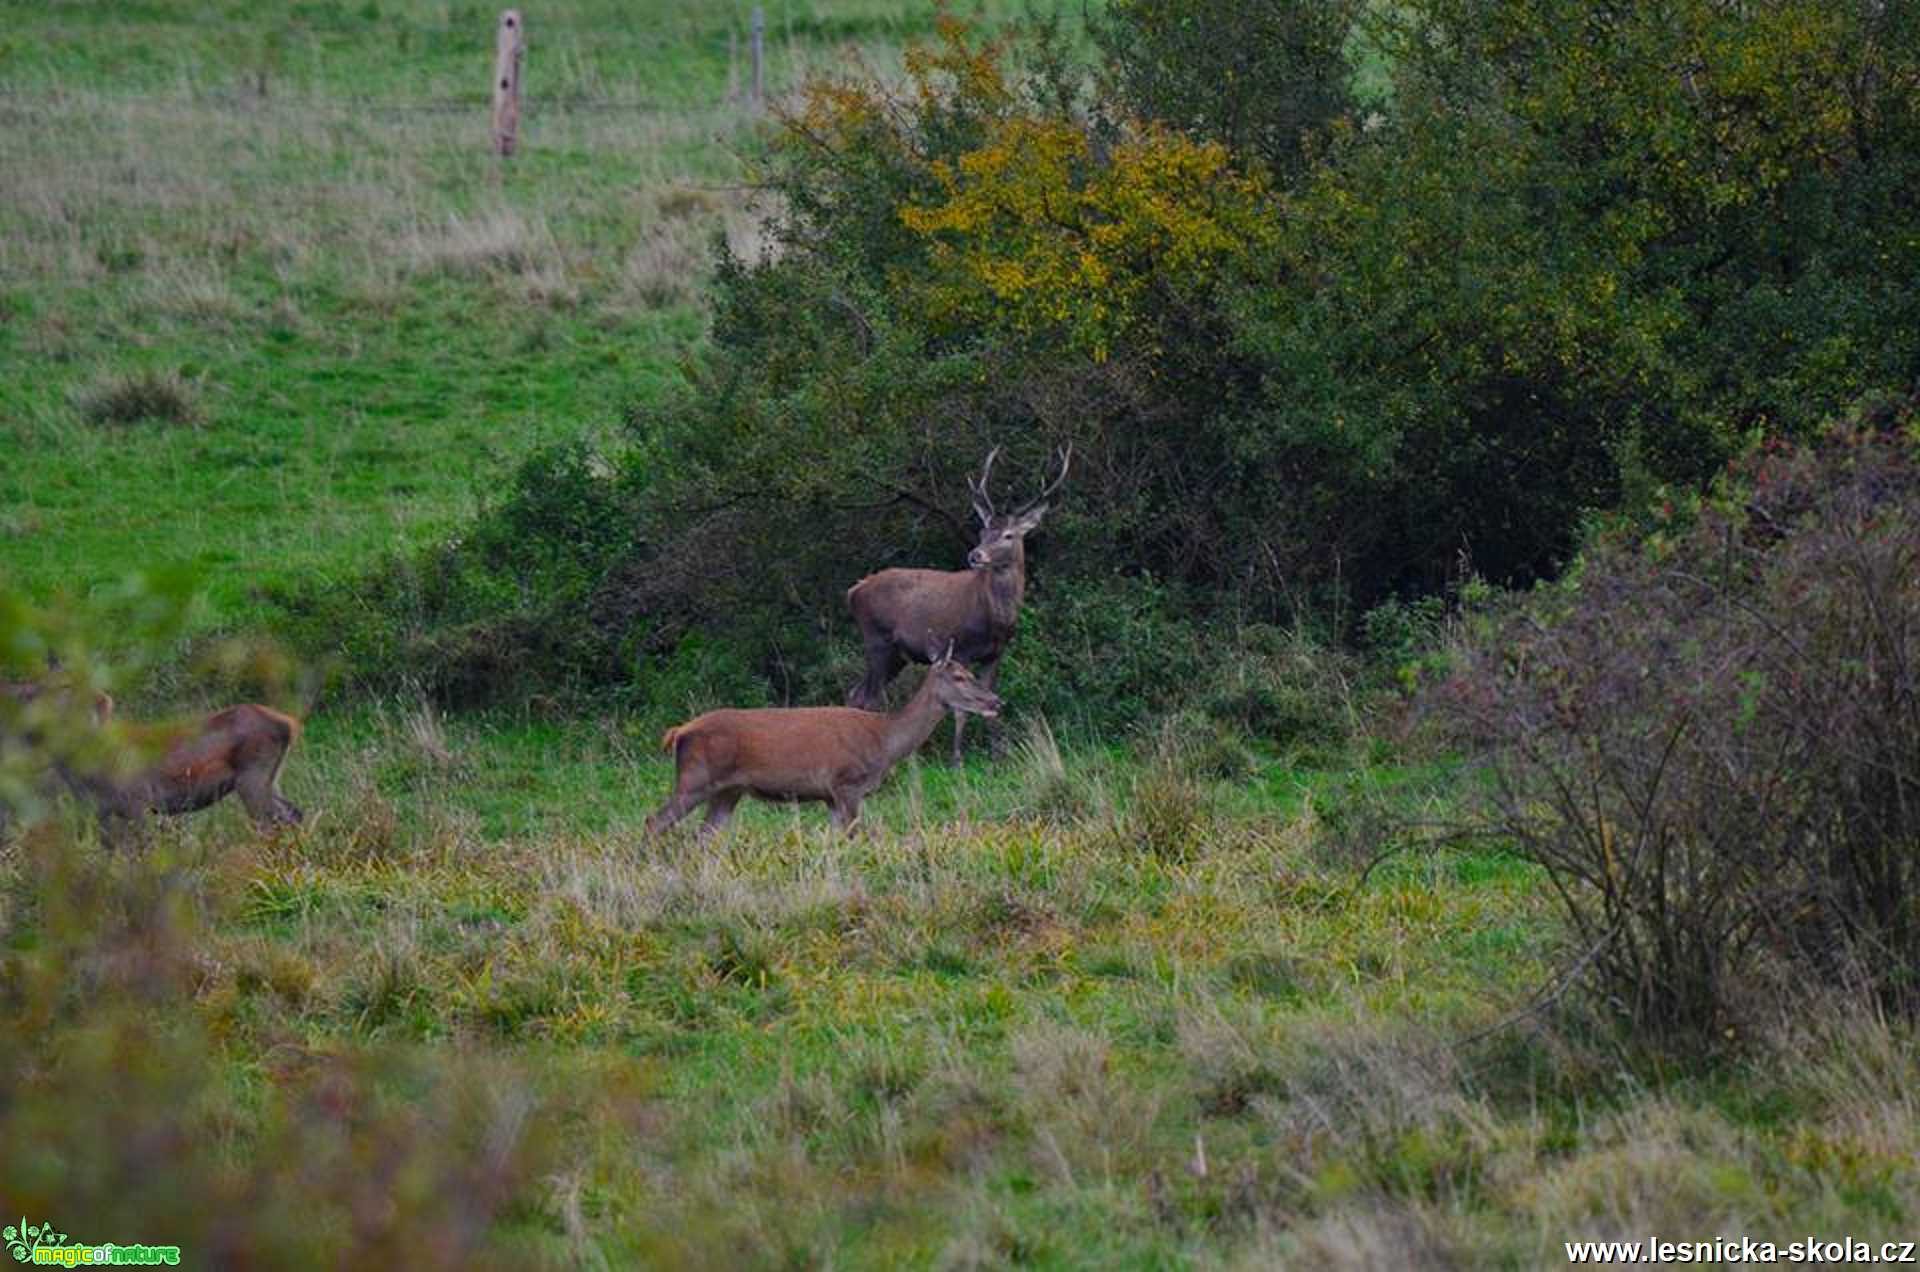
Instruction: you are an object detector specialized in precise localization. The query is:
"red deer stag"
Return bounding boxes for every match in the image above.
[646,649,1002,837]
[59,704,305,835]
[846,444,1069,764]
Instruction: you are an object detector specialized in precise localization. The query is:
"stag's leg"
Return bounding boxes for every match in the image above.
[949,658,1000,767]
[979,657,1006,759]
[697,789,743,839]
[849,638,903,710]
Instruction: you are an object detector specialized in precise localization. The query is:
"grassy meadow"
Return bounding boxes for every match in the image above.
[5,2,1920,1267]
[0,0,964,625]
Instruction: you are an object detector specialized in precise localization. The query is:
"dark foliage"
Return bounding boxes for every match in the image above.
[72,367,199,428]
[1091,0,1363,177]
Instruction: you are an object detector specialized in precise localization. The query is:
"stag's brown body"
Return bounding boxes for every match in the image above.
[648,658,1001,836]
[65,703,305,831]
[847,560,1026,684]
[846,446,1067,764]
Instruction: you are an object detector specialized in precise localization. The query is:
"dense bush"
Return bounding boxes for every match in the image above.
[271,441,646,706]
[70,366,200,428]
[1435,412,1920,1045]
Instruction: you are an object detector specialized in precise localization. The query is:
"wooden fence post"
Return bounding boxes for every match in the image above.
[492,9,524,157]
[750,6,764,110]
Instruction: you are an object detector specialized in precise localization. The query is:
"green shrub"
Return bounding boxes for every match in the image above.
[1198,623,1359,763]
[1010,713,1109,823]
[1120,724,1216,860]
[273,440,639,706]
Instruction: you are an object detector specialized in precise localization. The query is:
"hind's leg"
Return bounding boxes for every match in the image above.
[647,746,720,837]
[828,791,865,833]
[645,791,700,835]
[238,765,302,828]
[697,789,743,839]
[646,764,716,836]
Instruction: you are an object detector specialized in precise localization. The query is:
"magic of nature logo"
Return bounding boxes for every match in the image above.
[5,1218,179,1267]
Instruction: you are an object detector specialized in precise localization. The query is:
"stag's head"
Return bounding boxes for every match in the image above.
[965,444,1071,571]
[927,647,1004,718]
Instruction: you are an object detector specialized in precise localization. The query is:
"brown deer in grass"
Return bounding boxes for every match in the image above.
[646,649,1002,837]
[846,444,1069,765]
[58,704,306,835]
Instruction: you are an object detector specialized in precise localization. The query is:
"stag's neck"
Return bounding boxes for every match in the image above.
[878,674,953,765]
[975,549,1026,632]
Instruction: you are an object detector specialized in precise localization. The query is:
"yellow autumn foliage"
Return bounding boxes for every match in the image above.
[899,117,1272,360]
[781,14,1273,364]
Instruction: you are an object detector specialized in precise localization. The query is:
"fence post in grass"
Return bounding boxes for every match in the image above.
[750,6,764,110]
[492,9,525,157]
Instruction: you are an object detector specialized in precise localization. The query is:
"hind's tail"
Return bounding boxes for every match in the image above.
[660,725,683,754]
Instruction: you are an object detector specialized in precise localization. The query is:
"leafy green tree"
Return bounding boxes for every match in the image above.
[1092,0,1364,178]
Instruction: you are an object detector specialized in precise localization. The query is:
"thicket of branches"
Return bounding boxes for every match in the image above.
[1435,410,1920,1045]
[290,1,1920,733]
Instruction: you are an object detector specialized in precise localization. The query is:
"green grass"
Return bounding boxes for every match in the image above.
[9,719,1917,1263]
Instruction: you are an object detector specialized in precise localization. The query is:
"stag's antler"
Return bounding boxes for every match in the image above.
[967,446,1001,525]
[1015,442,1073,516]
